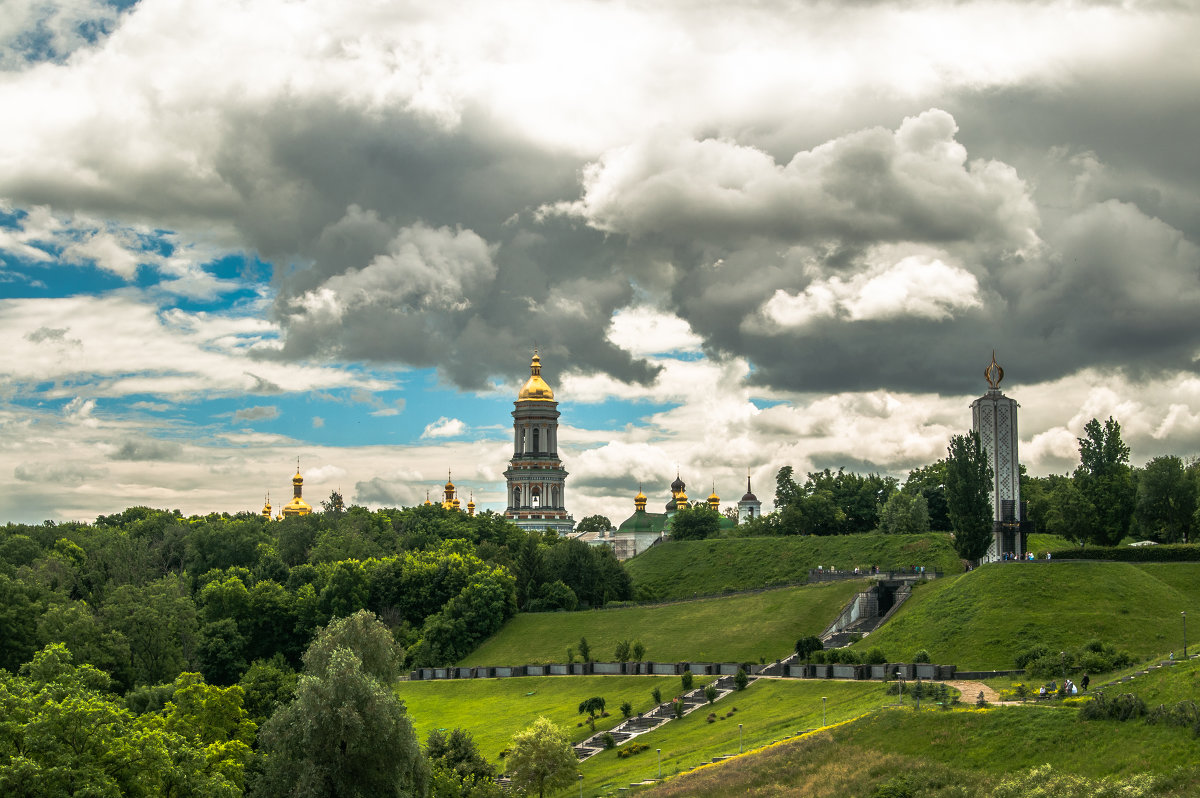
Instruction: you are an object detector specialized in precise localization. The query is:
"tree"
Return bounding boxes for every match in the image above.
[631,640,645,661]
[879,491,930,535]
[903,461,951,531]
[504,717,577,798]
[578,696,606,730]
[668,504,721,540]
[1135,455,1196,543]
[794,636,824,662]
[704,684,717,703]
[425,728,495,789]
[945,432,994,562]
[613,639,631,662]
[574,515,612,533]
[1074,417,1136,547]
[577,636,591,663]
[256,613,428,797]
[1043,477,1098,549]
[734,667,749,691]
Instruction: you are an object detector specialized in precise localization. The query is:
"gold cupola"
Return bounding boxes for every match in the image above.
[467,493,476,517]
[634,487,647,512]
[281,462,313,517]
[261,493,272,520]
[442,471,461,510]
[707,482,720,511]
[517,350,555,402]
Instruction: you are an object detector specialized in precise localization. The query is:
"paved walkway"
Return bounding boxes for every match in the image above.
[944,680,1009,704]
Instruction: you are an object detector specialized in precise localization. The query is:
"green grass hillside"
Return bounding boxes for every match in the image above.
[396,675,696,761]
[461,581,866,666]
[626,534,961,601]
[642,704,1200,798]
[855,562,1200,669]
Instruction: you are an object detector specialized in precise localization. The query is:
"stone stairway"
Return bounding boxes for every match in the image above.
[573,675,746,762]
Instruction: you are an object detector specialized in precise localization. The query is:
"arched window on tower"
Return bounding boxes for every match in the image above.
[531,486,541,508]
[532,428,540,453]
[513,487,521,507]
[518,428,526,453]
[551,486,559,507]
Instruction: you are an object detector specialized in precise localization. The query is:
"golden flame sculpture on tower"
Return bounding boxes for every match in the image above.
[985,351,1005,390]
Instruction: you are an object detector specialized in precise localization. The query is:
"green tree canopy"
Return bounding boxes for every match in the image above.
[945,431,994,562]
[574,515,612,533]
[1135,455,1196,543]
[1074,417,1135,547]
[504,717,577,798]
[256,614,428,798]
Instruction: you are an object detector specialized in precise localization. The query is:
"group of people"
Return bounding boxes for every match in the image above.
[1001,551,1053,561]
[1037,674,1089,698]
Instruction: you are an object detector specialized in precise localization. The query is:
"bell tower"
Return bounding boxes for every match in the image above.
[504,351,574,535]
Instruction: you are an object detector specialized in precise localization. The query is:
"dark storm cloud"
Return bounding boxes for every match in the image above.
[14,462,105,484]
[553,104,1200,396]
[199,101,663,390]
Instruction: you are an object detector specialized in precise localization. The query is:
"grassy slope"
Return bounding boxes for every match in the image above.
[396,675,703,762]
[1093,656,1200,706]
[461,581,866,666]
[643,705,1200,798]
[854,562,1200,669]
[625,534,962,601]
[567,679,890,797]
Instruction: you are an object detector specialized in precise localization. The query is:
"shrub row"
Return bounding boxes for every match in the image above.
[1048,544,1200,562]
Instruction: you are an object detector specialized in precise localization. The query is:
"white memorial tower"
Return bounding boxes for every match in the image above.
[970,352,1028,562]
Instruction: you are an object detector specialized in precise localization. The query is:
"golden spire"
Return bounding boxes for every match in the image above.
[261,492,272,520]
[281,460,313,517]
[517,349,555,401]
[984,350,1005,390]
[708,480,720,511]
[467,492,476,516]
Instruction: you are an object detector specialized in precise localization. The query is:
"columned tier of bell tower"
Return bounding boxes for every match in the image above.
[504,352,574,535]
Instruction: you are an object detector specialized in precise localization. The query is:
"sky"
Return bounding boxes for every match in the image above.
[2,0,1199,525]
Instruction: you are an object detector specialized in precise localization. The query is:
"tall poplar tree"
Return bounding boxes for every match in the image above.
[945,431,994,563]
[1074,417,1135,547]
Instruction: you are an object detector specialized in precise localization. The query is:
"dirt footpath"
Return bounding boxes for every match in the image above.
[944,680,1007,704]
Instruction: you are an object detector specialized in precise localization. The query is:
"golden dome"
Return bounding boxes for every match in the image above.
[517,350,555,402]
[292,471,303,486]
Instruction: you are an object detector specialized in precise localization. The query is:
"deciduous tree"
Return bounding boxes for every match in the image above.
[504,717,577,798]
[945,431,994,563]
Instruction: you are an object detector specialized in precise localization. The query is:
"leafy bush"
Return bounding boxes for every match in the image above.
[651,686,662,704]
[619,700,632,718]
[734,667,749,691]
[602,732,615,749]
[616,742,650,759]
[704,684,717,703]
[865,647,888,665]
[681,669,693,690]
[1079,691,1148,722]
[1023,640,1132,679]
[913,649,931,664]
[632,640,645,661]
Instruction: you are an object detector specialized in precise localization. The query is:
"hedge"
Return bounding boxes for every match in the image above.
[1047,544,1200,562]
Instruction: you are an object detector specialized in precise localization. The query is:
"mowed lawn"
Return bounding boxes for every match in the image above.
[569,679,891,797]
[855,561,1200,670]
[396,675,700,763]
[626,534,961,601]
[461,580,867,667]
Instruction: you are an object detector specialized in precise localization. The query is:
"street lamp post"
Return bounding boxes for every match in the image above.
[578,773,583,798]
[1183,611,1188,659]
[738,723,743,753]
[822,696,827,727]
[657,748,661,779]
